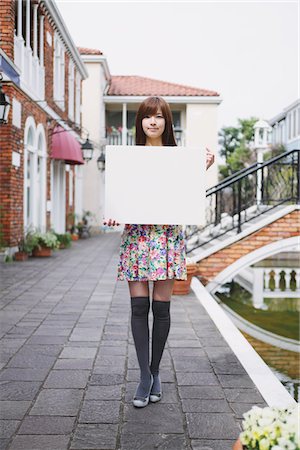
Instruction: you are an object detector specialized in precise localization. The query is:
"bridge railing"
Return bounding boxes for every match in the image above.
[185,149,300,252]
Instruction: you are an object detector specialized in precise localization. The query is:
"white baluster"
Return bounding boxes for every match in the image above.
[285,269,293,292]
[264,269,270,292]
[273,269,281,291]
[296,269,300,292]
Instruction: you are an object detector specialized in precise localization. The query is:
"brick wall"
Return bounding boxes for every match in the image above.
[197,210,300,285]
[0,0,15,60]
[242,331,299,379]
[0,1,83,248]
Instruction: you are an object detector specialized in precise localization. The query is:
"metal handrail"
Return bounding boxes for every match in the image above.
[185,148,300,252]
[207,149,299,196]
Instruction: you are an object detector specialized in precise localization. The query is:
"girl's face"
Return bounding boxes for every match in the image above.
[142,109,165,140]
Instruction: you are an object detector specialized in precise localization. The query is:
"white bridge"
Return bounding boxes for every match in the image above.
[234,257,300,310]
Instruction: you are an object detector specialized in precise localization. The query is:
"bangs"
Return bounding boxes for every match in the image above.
[141,97,163,118]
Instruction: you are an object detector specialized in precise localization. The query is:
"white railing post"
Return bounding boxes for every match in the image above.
[17,0,22,38]
[253,268,265,309]
[296,269,300,291]
[264,269,271,292]
[33,5,38,58]
[122,103,127,145]
[39,15,44,66]
[26,0,30,49]
[273,269,281,291]
[286,269,293,292]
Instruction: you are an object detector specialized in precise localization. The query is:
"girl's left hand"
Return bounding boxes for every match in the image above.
[206,147,215,169]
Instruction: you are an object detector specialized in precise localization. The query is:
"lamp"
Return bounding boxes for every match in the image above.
[0,73,11,125]
[97,149,105,172]
[81,137,94,162]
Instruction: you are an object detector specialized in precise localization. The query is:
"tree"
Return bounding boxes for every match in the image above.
[218,117,258,179]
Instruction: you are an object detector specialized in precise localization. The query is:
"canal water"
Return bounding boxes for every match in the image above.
[214,252,300,401]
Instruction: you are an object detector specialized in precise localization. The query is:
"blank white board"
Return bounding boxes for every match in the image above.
[104,145,206,225]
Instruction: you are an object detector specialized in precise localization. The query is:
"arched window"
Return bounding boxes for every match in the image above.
[36,125,47,231]
[24,118,36,229]
[24,117,47,231]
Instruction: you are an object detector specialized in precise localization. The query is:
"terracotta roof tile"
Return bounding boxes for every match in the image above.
[107,75,219,97]
[77,47,103,55]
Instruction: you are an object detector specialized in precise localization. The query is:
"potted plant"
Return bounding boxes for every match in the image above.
[31,231,59,257]
[232,404,299,450]
[55,232,72,249]
[15,230,36,261]
[78,210,93,238]
[67,212,79,240]
[172,258,199,295]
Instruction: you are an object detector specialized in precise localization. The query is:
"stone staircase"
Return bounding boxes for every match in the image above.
[187,204,298,263]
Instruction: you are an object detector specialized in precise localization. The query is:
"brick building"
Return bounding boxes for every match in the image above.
[0,0,88,254]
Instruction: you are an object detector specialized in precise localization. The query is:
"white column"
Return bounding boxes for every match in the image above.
[256,149,263,206]
[39,16,44,65]
[33,4,38,58]
[26,0,30,48]
[17,0,22,37]
[122,103,127,145]
[253,268,264,309]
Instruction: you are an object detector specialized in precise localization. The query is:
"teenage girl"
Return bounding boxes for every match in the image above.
[104,96,215,408]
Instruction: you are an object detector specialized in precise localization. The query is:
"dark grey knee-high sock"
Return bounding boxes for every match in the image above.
[150,300,171,392]
[131,296,152,398]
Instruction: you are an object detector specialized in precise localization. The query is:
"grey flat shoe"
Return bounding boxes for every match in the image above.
[149,391,162,403]
[149,374,162,402]
[133,374,154,408]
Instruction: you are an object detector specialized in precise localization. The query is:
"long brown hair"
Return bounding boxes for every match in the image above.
[135,96,177,146]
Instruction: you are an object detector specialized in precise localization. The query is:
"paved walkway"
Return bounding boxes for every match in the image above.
[0,233,266,450]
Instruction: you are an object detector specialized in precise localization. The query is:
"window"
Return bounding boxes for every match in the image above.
[53,34,65,109]
[75,71,81,125]
[68,60,75,121]
[293,110,296,138]
[69,169,73,206]
[288,113,292,140]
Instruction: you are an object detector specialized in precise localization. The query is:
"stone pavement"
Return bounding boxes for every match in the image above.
[0,233,266,450]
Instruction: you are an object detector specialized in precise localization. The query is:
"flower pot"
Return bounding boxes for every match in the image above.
[232,438,244,450]
[14,251,29,261]
[172,263,198,295]
[71,234,79,241]
[32,246,52,257]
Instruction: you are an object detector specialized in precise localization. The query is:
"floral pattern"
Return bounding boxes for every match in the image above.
[117,224,187,281]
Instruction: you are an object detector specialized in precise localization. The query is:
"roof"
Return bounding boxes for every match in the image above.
[107,75,220,97]
[77,47,103,56]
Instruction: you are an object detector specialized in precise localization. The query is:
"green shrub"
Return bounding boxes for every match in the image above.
[55,232,72,248]
[31,231,60,250]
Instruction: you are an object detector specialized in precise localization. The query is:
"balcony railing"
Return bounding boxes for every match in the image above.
[106,130,135,145]
[14,34,45,100]
[106,128,185,146]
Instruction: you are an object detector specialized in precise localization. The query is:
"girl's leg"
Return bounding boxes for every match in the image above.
[128,281,153,405]
[150,279,174,399]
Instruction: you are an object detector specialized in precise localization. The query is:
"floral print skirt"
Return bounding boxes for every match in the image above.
[117,224,187,281]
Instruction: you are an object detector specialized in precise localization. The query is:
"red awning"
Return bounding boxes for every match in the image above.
[51,126,84,165]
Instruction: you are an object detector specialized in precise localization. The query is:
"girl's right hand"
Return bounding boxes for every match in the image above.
[103,218,120,227]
